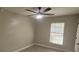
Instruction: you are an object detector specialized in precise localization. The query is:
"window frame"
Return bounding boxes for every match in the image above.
[49,22,65,45]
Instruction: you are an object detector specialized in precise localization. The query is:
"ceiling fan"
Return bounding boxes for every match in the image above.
[25,7,54,16]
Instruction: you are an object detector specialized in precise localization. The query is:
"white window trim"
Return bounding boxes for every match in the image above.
[49,23,65,45]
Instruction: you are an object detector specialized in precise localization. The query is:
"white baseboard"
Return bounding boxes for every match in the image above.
[13,43,73,52]
[35,43,73,52]
[13,43,34,52]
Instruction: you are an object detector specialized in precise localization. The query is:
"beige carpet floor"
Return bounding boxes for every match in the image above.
[20,45,63,52]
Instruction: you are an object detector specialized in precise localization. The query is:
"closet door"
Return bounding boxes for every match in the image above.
[75,24,79,52]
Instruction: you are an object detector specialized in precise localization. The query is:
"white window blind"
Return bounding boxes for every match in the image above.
[50,23,64,45]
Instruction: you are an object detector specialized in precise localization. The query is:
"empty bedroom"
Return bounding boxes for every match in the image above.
[0,7,79,52]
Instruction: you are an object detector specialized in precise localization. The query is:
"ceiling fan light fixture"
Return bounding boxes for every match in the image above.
[25,7,54,18]
[36,14,43,19]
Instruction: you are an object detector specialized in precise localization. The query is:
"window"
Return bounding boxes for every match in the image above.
[50,23,64,45]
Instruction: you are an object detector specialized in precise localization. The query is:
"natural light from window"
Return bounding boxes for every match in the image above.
[50,23,64,45]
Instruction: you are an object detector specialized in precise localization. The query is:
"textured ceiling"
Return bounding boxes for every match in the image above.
[3,7,79,17]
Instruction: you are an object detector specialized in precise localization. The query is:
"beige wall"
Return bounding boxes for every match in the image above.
[0,10,34,51]
[0,8,78,52]
[35,15,78,51]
